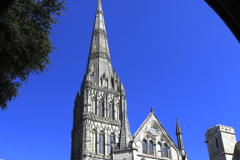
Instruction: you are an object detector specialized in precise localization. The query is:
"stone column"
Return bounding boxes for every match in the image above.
[169,146,172,159]
[85,124,91,154]
[96,128,99,154]
[154,143,156,157]
[104,94,107,118]
[161,144,164,158]
[113,96,117,120]
[87,90,92,113]
[105,128,108,155]
[114,132,118,144]
[96,93,99,116]
[106,95,109,118]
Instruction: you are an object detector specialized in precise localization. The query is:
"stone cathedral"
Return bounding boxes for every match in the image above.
[70,1,189,160]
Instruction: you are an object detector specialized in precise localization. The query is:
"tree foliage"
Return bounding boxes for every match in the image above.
[0,0,16,17]
[0,0,66,110]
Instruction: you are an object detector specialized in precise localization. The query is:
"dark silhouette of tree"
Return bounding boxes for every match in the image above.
[0,0,67,110]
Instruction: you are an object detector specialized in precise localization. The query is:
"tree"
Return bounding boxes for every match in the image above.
[0,0,67,110]
[0,0,16,17]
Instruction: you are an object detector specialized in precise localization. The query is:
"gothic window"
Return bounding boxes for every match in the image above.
[109,103,114,118]
[116,106,119,120]
[109,134,114,154]
[118,106,121,120]
[98,101,104,117]
[157,143,161,157]
[99,133,104,154]
[163,144,168,158]
[105,79,108,88]
[142,140,147,154]
[149,141,154,155]
[92,99,95,114]
[111,78,114,89]
[150,127,157,134]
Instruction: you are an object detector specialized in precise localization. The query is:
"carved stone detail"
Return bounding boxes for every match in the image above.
[90,52,111,62]
[96,10,103,15]
[93,29,107,38]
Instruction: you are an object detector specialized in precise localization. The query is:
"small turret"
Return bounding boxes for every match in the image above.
[176,118,186,157]
[113,68,119,91]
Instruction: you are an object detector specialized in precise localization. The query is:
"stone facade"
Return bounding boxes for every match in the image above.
[71,1,189,160]
[205,125,240,160]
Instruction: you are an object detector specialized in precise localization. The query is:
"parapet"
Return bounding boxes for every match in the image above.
[205,124,235,139]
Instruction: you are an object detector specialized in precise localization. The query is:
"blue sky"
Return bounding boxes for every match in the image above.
[1,0,240,160]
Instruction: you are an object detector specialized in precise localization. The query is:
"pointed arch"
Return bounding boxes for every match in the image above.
[109,133,114,154]
[149,141,154,155]
[99,131,105,154]
[163,143,168,158]
[109,103,114,119]
[98,100,104,117]
[142,140,147,154]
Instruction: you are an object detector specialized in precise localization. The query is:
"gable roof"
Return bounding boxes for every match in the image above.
[132,110,178,148]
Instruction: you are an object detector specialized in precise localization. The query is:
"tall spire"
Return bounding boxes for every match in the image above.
[86,0,113,87]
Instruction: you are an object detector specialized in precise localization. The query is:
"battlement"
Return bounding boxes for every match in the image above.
[205,124,235,138]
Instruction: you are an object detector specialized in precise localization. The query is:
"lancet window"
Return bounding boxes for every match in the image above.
[98,101,104,117]
[116,105,119,120]
[92,98,96,114]
[99,132,104,154]
[109,103,114,119]
[149,141,154,155]
[109,134,114,154]
[163,144,168,158]
[142,140,147,154]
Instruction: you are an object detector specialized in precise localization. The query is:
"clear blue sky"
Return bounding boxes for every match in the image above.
[1,0,240,160]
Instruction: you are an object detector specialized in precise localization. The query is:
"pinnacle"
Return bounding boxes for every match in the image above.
[120,81,125,91]
[176,118,182,135]
[151,107,154,113]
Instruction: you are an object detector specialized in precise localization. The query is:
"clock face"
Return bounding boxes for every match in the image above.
[150,127,157,134]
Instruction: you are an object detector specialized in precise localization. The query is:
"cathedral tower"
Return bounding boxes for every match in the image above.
[71,0,129,160]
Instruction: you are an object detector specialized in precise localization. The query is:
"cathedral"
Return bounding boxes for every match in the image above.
[70,0,189,160]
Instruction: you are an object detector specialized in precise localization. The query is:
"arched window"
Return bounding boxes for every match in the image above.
[99,133,104,154]
[98,101,104,117]
[157,143,161,157]
[163,144,168,157]
[109,134,114,154]
[142,140,147,154]
[109,103,114,118]
[116,106,119,120]
[92,99,95,114]
[149,141,154,155]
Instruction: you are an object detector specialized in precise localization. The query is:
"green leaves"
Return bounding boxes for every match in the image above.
[0,0,67,110]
